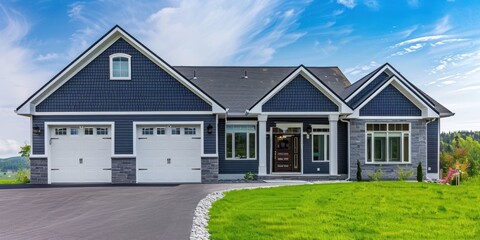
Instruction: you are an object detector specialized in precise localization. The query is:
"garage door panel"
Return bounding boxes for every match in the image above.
[137,125,202,183]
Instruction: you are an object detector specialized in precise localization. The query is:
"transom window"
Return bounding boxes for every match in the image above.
[70,128,79,136]
[110,53,131,80]
[226,124,256,160]
[142,128,154,135]
[96,128,109,135]
[366,123,410,163]
[157,128,166,135]
[84,127,94,135]
[171,128,181,135]
[312,126,330,162]
[184,127,196,135]
[55,128,67,136]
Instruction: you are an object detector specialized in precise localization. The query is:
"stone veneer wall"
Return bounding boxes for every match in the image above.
[30,158,48,184]
[350,119,427,180]
[201,157,219,183]
[112,158,136,184]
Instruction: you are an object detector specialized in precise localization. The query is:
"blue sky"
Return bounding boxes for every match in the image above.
[0,0,479,157]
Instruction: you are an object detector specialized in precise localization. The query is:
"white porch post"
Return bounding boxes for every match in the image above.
[329,114,339,175]
[258,115,268,176]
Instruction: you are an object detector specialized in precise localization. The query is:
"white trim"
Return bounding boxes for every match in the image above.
[33,111,214,116]
[269,122,304,174]
[109,53,131,80]
[260,112,342,116]
[346,65,390,102]
[16,27,225,115]
[364,122,412,164]
[249,66,353,114]
[226,120,258,125]
[224,122,257,160]
[311,133,330,162]
[356,116,425,120]
[347,77,439,119]
[44,121,115,184]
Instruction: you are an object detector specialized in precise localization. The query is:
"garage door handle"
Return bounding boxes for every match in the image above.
[138,137,147,140]
[49,138,59,145]
[103,168,112,170]
[138,168,148,170]
[191,137,201,139]
[51,168,59,171]
[103,137,111,140]
[191,168,201,170]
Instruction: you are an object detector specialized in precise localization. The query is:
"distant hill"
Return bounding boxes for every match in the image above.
[0,156,29,172]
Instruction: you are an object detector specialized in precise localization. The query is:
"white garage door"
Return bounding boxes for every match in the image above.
[136,125,202,183]
[49,125,112,183]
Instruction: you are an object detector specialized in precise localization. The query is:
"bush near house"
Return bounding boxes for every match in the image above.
[440,132,480,182]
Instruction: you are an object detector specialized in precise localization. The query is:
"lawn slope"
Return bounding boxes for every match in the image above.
[209,182,480,240]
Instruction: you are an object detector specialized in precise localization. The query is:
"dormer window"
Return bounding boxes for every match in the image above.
[110,53,131,80]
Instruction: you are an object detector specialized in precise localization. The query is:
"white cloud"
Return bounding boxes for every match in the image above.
[390,43,425,56]
[430,38,467,47]
[344,61,379,76]
[455,84,480,92]
[392,35,447,48]
[433,15,451,35]
[363,0,379,10]
[36,53,59,61]
[337,0,356,9]
[440,80,456,85]
[0,139,21,156]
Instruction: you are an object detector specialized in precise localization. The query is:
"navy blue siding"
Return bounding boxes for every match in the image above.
[349,72,389,108]
[218,119,258,174]
[427,119,439,173]
[262,76,339,112]
[36,38,211,112]
[32,115,216,155]
[337,121,348,174]
[360,85,422,116]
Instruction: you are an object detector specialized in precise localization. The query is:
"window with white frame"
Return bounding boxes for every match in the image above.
[70,128,79,136]
[157,127,166,135]
[142,128,154,135]
[171,127,181,135]
[96,127,109,135]
[55,128,67,136]
[84,127,94,135]
[184,127,196,135]
[110,53,131,80]
[312,125,329,161]
[366,123,410,163]
[226,124,256,160]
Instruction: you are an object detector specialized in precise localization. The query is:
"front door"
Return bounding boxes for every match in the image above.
[273,134,300,172]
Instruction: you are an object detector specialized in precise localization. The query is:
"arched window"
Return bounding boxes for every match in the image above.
[109,53,131,80]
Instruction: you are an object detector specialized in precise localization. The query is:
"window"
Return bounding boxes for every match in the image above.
[70,128,79,136]
[366,123,410,163]
[312,126,329,161]
[226,124,256,160]
[184,127,196,135]
[171,128,181,135]
[157,127,166,135]
[96,127,108,135]
[142,128,154,135]
[110,53,131,80]
[55,128,67,136]
[84,127,94,135]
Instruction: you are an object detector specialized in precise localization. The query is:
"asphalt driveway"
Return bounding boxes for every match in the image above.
[0,183,297,240]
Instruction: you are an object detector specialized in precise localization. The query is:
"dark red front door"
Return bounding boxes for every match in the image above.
[273,135,300,172]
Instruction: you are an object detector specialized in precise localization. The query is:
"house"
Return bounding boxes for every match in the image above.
[16,26,453,184]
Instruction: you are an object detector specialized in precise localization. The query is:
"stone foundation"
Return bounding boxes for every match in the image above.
[201,157,219,183]
[112,158,136,184]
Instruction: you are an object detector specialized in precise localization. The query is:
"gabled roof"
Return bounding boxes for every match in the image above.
[16,25,225,115]
[174,65,351,113]
[340,63,388,99]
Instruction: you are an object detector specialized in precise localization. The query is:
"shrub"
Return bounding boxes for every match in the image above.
[356,160,362,182]
[397,166,414,181]
[244,171,257,181]
[368,166,385,181]
[417,162,424,182]
[16,169,30,183]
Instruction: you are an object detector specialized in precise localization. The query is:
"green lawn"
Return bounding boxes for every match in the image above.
[209,180,480,240]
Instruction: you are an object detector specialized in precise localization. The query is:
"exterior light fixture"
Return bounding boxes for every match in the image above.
[207,124,213,134]
[33,124,41,135]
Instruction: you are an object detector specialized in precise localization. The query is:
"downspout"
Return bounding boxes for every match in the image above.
[340,116,351,181]
[425,118,437,181]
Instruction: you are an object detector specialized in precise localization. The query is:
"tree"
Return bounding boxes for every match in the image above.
[356,160,362,181]
[417,162,423,182]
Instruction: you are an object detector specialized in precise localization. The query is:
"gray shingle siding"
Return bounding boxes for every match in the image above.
[32,114,216,155]
[360,85,422,116]
[262,76,339,112]
[36,38,211,112]
[427,119,439,173]
[218,119,258,174]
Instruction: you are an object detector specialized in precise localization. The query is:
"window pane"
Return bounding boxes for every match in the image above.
[249,133,256,158]
[184,127,196,135]
[404,133,409,162]
[157,128,165,135]
[70,128,79,135]
[112,57,129,77]
[55,128,67,135]
[326,135,330,161]
[234,133,247,159]
[142,128,153,135]
[367,124,373,131]
[226,133,233,159]
[374,133,387,162]
[171,128,180,135]
[389,133,401,162]
[367,134,372,162]
[403,124,409,131]
[96,128,108,135]
[85,128,94,135]
[313,135,325,161]
[112,60,121,77]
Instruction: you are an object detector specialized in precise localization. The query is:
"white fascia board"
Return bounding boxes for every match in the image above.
[16,103,34,116]
[250,66,352,114]
[347,77,438,119]
[21,27,225,115]
[346,65,390,102]
[34,111,214,116]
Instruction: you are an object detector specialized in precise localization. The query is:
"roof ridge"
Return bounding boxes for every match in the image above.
[172,66,340,68]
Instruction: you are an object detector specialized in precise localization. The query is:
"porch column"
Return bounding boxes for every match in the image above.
[329,114,339,175]
[258,115,268,176]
